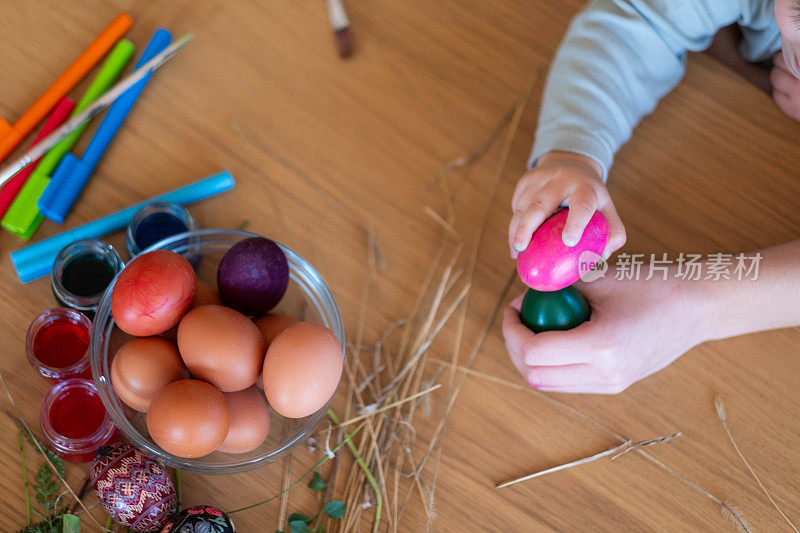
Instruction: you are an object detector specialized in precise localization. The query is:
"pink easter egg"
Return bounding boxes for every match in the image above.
[516,209,609,291]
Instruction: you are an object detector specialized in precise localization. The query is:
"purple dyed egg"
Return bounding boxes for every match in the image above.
[217,237,289,316]
[516,209,609,291]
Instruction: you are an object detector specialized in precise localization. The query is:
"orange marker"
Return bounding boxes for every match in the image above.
[0,13,133,163]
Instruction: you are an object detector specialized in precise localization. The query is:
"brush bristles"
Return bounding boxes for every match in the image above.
[721,502,752,533]
[715,395,727,423]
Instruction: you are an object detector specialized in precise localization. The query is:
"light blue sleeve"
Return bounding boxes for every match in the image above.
[531,0,743,179]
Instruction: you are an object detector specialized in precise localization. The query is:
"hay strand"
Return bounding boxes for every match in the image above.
[496,441,633,489]
[716,395,798,532]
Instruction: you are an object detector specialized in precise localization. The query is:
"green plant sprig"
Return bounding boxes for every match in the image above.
[16,437,72,533]
[226,423,365,515]
[280,472,346,533]
[327,409,382,532]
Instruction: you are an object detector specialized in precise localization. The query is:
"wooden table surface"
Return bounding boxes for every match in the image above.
[1,1,799,531]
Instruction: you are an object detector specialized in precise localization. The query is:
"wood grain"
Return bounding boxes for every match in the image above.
[1,1,798,531]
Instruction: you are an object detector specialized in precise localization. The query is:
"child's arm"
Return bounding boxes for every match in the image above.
[512,0,742,255]
[503,240,800,394]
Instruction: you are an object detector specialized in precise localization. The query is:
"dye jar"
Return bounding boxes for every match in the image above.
[40,378,117,462]
[51,239,124,318]
[126,201,197,257]
[26,308,92,381]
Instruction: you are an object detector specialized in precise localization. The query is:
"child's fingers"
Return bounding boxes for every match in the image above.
[562,187,598,246]
[510,185,564,252]
[526,364,605,391]
[521,326,593,366]
[511,169,548,210]
[599,201,627,258]
[770,65,796,95]
[774,50,791,74]
[773,91,800,119]
[503,306,585,368]
[511,177,559,213]
[533,381,628,394]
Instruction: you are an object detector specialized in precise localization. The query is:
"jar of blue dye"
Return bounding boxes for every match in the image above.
[126,201,197,257]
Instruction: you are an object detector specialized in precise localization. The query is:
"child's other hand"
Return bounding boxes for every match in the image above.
[509,151,626,259]
[501,271,705,394]
[771,51,800,121]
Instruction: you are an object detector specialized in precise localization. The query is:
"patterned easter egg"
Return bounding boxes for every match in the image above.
[160,506,236,533]
[516,209,609,291]
[91,443,177,532]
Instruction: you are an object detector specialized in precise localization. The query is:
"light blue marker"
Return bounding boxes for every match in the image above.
[11,171,235,283]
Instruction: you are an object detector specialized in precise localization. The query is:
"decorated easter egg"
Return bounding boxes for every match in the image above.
[519,286,590,333]
[91,443,176,532]
[516,209,609,291]
[160,506,236,533]
[217,237,289,316]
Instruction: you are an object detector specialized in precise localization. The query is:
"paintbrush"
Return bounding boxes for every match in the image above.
[0,33,194,189]
[325,0,354,58]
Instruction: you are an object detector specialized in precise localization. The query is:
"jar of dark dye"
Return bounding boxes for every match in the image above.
[126,201,197,257]
[51,240,124,318]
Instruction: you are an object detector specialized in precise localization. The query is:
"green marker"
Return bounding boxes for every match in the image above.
[519,285,591,333]
[2,39,135,239]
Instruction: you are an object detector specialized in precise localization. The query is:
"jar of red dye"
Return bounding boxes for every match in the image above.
[40,378,117,462]
[26,308,92,381]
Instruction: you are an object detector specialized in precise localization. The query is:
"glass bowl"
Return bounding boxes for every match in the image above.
[90,229,345,474]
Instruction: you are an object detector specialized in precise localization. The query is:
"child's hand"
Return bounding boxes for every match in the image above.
[509,151,626,259]
[771,51,800,121]
[502,271,705,394]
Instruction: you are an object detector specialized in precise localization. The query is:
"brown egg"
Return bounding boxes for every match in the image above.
[253,314,299,390]
[262,322,343,418]
[177,305,266,392]
[147,380,229,458]
[216,386,271,454]
[111,337,186,412]
[254,313,299,345]
[192,280,221,308]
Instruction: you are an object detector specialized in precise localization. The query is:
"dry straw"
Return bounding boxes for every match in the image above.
[716,395,798,532]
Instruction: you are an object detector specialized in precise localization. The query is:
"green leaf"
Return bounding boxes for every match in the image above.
[287,513,313,524]
[324,501,345,520]
[43,450,65,480]
[16,423,65,479]
[307,472,326,491]
[61,514,79,533]
[288,521,310,533]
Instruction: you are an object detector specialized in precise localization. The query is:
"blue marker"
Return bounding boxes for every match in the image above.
[37,29,173,223]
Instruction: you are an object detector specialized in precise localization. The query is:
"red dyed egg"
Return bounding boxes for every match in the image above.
[91,443,176,532]
[111,251,197,336]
